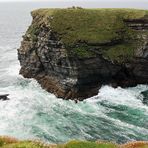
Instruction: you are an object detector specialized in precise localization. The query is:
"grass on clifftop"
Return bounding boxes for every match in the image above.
[31,8,148,45]
[0,137,148,148]
[28,8,148,62]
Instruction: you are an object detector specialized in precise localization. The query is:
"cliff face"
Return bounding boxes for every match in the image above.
[18,8,148,100]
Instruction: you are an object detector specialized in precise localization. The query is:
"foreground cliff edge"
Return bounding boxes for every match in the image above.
[18,8,148,100]
[0,136,148,148]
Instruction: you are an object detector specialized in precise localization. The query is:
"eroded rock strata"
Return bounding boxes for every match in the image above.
[18,8,148,100]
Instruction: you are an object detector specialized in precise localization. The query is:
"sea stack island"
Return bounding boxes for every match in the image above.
[18,8,148,100]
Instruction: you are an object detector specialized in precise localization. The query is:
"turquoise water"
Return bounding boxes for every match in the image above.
[0,1,147,144]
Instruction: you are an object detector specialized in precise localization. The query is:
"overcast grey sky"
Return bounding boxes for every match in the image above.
[0,0,148,3]
[0,0,148,9]
[0,0,147,2]
[0,0,147,1]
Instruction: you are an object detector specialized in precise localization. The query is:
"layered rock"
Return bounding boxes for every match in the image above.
[18,8,148,100]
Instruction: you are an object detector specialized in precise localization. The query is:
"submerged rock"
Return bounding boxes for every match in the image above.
[18,8,148,100]
[0,94,9,101]
[141,90,148,105]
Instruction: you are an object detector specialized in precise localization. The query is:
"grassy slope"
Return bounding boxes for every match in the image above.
[28,8,148,62]
[0,137,148,148]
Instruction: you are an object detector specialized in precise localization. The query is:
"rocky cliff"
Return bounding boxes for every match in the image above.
[18,8,148,100]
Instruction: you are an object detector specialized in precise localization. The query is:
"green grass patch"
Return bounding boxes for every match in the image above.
[53,8,146,45]
[103,42,137,63]
[62,140,117,148]
[69,46,95,58]
[31,8,148,45]
[0,137,148,148]
[2,141,44,148]
[27,25,40,42]
[27,8,148,61]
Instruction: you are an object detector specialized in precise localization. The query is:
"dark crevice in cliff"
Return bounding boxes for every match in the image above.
[35,49,45,75]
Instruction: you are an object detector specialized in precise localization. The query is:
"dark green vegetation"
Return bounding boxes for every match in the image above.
[27,8,148,62]
[61,141,117,148]
[71,46,96,58]
[0,138,117,148]
[0,137,148,148]
[102,42,138,62]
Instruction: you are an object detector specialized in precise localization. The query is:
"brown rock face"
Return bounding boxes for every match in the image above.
[18,12,148,100]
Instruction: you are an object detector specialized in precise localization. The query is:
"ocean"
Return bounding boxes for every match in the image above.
[0,1,148,144]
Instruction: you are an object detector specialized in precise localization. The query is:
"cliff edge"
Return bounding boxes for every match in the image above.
[18,8,148,100]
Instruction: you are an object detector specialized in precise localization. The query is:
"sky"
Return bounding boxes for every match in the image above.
[0,0,148,9]
[0,0,147,2]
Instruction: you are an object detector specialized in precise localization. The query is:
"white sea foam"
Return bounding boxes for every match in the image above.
[87,85,148,110]
[0,77,148,142]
